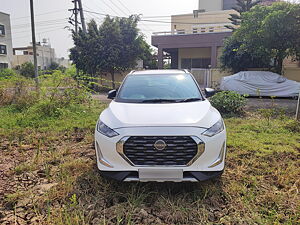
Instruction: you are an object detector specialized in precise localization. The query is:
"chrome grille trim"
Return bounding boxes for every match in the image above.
[116,136,205,167]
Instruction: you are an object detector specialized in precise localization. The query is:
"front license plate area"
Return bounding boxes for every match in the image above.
[139,169,183,182]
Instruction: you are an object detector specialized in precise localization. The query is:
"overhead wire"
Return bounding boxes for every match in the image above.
[112,0,155,32]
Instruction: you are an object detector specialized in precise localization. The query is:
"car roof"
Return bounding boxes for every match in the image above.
[129,69,189,76]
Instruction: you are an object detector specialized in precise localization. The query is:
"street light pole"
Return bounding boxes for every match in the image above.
[30,0,39,89]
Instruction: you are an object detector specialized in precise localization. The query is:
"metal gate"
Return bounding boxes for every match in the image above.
[191,68,212,88]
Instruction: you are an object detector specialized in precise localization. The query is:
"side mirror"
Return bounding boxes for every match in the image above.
[204,88,216,98]
[108,90,117,99]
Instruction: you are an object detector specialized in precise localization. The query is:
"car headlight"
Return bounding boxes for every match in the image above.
[96,120,119,138]
[202,119,224,137]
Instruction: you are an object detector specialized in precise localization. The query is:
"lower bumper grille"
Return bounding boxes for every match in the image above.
[123,136,198,166]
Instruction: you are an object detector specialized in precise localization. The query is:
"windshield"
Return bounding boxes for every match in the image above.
[116,73,203,103]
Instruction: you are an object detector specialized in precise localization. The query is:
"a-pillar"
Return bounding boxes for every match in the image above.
[210,45,217,68]
[158,47,163,69]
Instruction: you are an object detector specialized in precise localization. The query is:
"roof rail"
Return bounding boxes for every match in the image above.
[129,70,136,74]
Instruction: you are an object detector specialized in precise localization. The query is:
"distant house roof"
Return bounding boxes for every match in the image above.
[0,11,10,16]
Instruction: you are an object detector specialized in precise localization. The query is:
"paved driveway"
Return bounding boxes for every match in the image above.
[93,94,298,115]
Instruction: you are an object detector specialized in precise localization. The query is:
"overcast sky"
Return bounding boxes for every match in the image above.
[1,0,298,58]
[1,0,199,58]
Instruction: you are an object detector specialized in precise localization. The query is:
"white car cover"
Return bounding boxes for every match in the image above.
[220,71,300,97]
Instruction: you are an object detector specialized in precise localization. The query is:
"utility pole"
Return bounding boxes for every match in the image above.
[70,0,80,79]
[74,0,78,34]
[77,0,87,33]
[296,91,300,121]
[30,0,39,88]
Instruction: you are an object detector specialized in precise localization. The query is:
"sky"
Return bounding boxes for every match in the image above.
[0,0,298,59]
[0,0,199,58]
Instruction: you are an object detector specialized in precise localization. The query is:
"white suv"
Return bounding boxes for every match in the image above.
[95,70,226,182]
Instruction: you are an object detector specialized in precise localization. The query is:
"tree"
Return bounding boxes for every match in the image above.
[221,2,300,74]
[70,16,152,88]
[220,37,271,73]
[140,44,158,69]
[18,62,35,78]
[225,0,262,30]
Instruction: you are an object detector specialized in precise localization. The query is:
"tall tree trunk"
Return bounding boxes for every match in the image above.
[277,57,283,75]
[111,71,116,89]
[275,52,284,75]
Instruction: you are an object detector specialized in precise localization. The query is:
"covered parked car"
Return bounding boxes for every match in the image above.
[220,71,300,97]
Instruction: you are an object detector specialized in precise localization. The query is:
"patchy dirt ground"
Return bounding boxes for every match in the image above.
[0,130,95,224]
[1,116,299,224]
[0,89,299,225]
[245,98,298,115]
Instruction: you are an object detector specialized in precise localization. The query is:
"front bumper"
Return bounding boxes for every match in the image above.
[100,170,224,182]
[95,126,226,182]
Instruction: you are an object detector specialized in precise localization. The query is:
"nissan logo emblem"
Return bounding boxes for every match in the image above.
[154,140,167,151]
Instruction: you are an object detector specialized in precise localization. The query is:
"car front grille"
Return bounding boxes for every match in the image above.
[123,136,198,166]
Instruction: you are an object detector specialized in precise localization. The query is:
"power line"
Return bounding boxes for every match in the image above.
[10,9,66,21]
[3,19,69,38]
[101,0,123,16]
[84,10,227,25]
[2,26,68,42]
[83,4,104,24]
[112,0,155,32]
[114,0,132,14]
[11,18,68,29]
[6,22,68,35]
[83,1,154,32]
[108,0,129,17]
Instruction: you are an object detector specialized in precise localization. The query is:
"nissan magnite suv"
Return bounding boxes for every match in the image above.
[95,70,226,182]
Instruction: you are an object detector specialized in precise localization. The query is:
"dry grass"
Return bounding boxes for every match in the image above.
[0,102,299,224]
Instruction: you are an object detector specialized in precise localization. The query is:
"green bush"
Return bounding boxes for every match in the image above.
[0,69,17,79]
[18,62,35,78]
[0,79,38,110]
[0,71,91,117]
[210,91,247,114]
[39,70,76,87]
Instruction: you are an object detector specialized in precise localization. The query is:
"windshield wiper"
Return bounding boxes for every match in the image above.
[178,98,202,103]
[142,99,178,103]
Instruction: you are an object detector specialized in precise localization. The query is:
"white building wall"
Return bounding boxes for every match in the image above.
[198,0,223,11]
[12,44,71,69]
[0,12,13,68]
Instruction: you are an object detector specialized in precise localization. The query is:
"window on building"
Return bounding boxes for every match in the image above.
[177,29,185,34]
[209,27,214,32]
[0,25,5,36]
[0,63,8,69]
[193,28,198,34]
[0,45,7,55]
[181,58,211,69]
[201,28,206,33]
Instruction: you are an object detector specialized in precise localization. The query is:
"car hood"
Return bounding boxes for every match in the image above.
[100,100,221,129]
